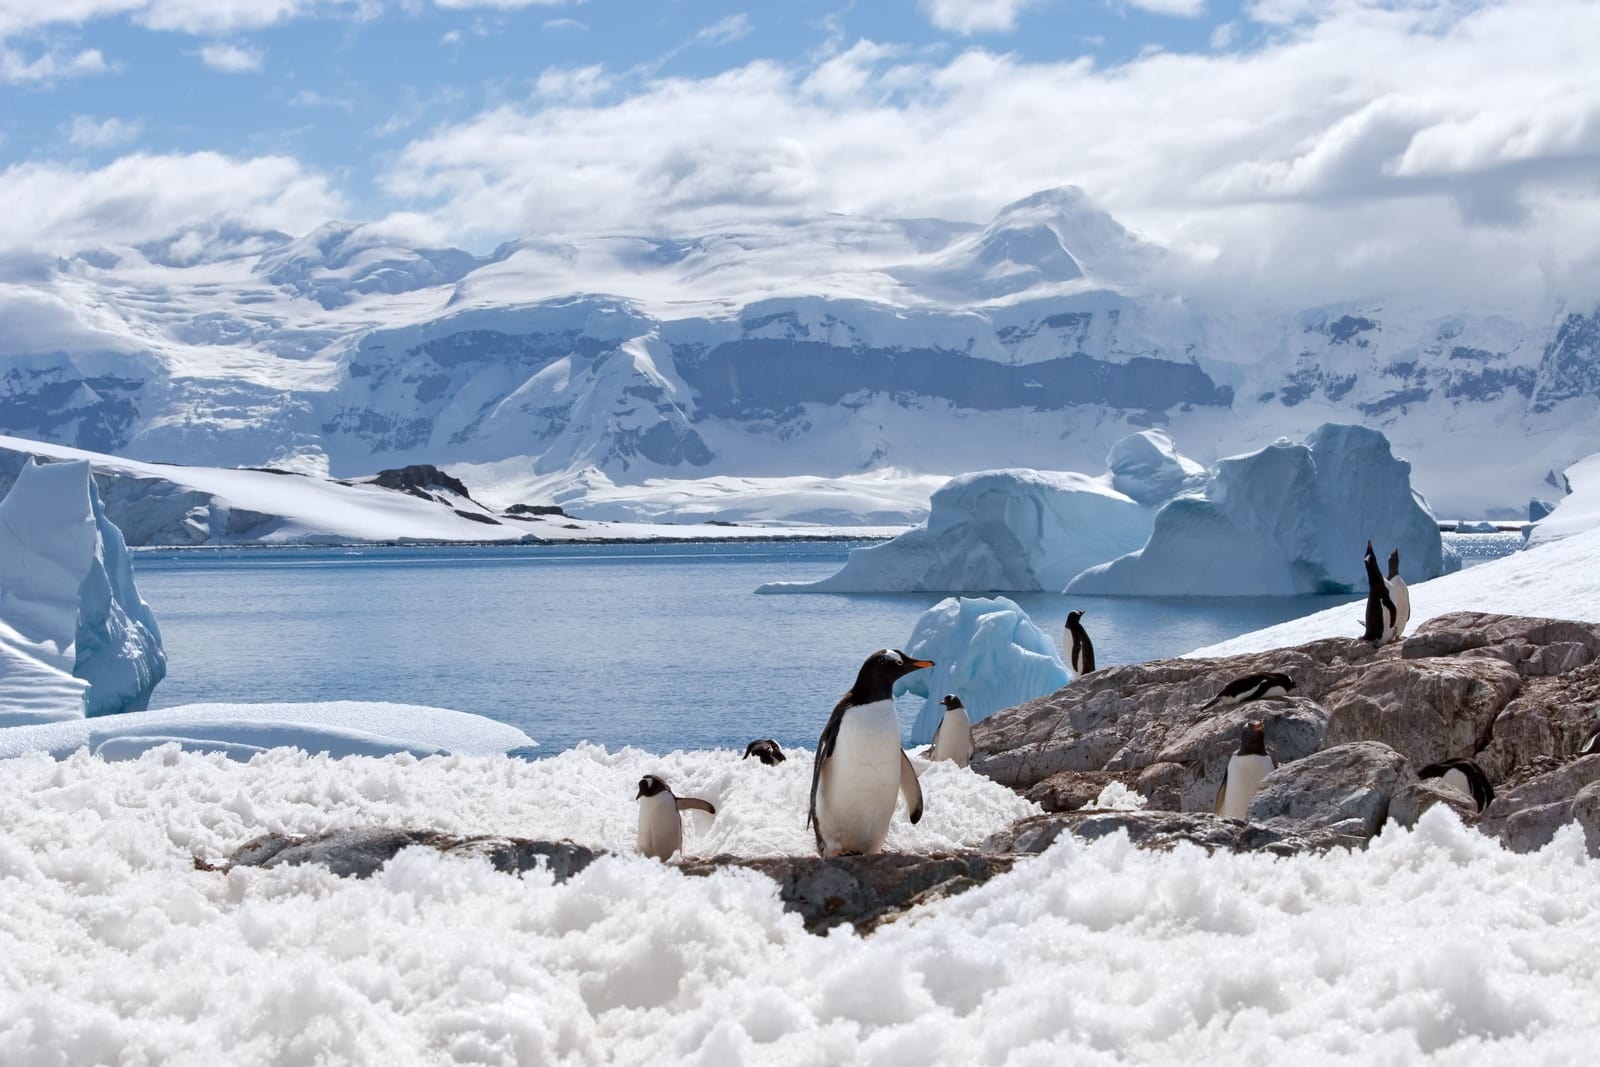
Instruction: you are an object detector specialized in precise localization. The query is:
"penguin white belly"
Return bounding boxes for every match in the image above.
[1440,767,1472,800]
[1387,576,1411,642]
[818,699,903,855]
[637,791,682,860]
[930,707,973,767]
[1219,754,1275,820]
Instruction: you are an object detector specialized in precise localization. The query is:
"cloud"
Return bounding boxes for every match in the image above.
[534,64,610,103]
[382,0,1600,310]
[0,152,341,253]
[693,13,751,47]
[919,0,1040,35]
[0,46,109,84]
[542,17,584,31]
[198,42,263,73]
[0,0,373,39]
[64,115,142,148]
[1126,0,1206,15]
[432,0,574,10]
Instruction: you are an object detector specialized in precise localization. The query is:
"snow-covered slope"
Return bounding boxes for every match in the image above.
[0,459,165,722]
[5,187,1598,518]
[1528,451,1600,544]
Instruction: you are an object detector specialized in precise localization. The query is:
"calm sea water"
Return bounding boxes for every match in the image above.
[130,535,1515,753]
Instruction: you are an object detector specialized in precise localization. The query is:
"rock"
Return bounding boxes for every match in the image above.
[223,828,601,881]
[1475,757,1600,854]
[1389,777,1480,828]
[368,464,474,502]
[1024,770,1125,812]
[983,810,1364,856]
[1246,742,1411,836]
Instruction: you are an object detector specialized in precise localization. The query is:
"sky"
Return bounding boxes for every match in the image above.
[1,0,1598,309]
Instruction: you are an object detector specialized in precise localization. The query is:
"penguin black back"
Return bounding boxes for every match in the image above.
[1066,610,1096,675]
[1418,758,1494,812]
[1362,540,1395,641]
[743,739,786,765]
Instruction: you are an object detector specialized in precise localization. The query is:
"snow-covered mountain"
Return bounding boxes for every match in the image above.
[3,187,1596,517]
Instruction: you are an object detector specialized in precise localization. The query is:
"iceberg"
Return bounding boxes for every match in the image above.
[1106,429,1208,506]
[759,469,1153,593]
[0,458,165,722]
[897,596,1069,744]
[1069,424,1452,596]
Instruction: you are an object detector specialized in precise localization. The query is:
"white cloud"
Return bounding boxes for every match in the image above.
[64,115,142,148]
[542,17,585,31]
[919,0,1039,35]
[382,0,1600,310]
[0,45,108,83]
[198,42,263,73]
[1126,0,1206,16]
[1209,20,1238,48]
[534,63,610,103]
[432,0,572,9]
[694,13,751,47]
[0,0,372,39]
[0,152,340,254]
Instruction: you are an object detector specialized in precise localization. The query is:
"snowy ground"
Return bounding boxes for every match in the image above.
[3,744,1598,1063]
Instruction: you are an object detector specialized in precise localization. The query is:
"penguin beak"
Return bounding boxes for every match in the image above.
[907,659,934,670]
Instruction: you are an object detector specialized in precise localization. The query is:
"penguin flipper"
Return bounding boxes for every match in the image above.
[676,797,716,816]
[1213,778,1227,815]
[899,751,924,824]
[808,693,851,853]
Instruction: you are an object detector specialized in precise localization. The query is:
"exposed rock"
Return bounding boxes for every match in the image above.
[504,503,567,518]
[223,828,601,881]
[1389,776,1480,828]
[367,464,474,502]
[1246,741,1411,836]
[983,810,1363,856]
[1475,757,1600,853]
[1024,770,1125,812]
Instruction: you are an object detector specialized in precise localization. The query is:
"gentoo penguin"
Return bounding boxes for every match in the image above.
[1579,724,1600,757]
[1199,671,1295,711]
[742,739,786,765]
[1214,720,1275,820]
[1385,548,1410,643]
[1418,759,1494,812]
[808,649,931,857]
[929,694,974,767]
[1362,540,1398,642]
[635,774,716,861]
[1064,610,1096,678]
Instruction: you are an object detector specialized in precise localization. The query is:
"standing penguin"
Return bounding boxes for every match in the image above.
[1065,610,1096,678]
[1385,548,1410,643]
[1214,720,1276,820]
[1362,540,1397,642]
[808,649,931,857]
[635,774,716,861]
[929,694,974,767]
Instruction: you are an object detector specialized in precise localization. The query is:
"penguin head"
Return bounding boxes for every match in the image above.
[852,649,934,702]
[636,774,671,800]
[1387,548,1401,579]
[1066,610,1085,628]
[1364,539,1375,559]
[1239,719,1268,755]
[941,694,964,710]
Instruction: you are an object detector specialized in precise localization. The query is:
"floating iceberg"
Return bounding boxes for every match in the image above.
[1070,424,1452,596]
[1107,429,1208,506]
[760,469,1152,593]
[0,459,165,723]
[897,596,1069,744]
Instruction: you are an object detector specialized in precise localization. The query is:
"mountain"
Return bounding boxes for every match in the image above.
[1,187,1596,517]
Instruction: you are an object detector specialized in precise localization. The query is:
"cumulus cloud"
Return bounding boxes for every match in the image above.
[0,152,341,254]
[64,115,142,148]
[380,0,1600,310]
[0,46,109,84]
[197,41,263,73]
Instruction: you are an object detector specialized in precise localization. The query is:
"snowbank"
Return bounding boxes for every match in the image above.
[1529,451,1600,544]
[0,701,534,761]
[0,459,164,722]
[2,749,1598,1062]
[760,469,1151,593]
[1189,524,1600,657]
[896,597,1069,744]
[1071,423,1450,596]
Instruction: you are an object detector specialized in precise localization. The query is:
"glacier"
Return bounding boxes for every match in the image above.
[896,596,1070,745]
[1069,423,1452,597]
[0,458,165,722]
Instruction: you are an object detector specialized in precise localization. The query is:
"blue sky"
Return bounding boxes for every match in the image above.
[0,1,1596,309]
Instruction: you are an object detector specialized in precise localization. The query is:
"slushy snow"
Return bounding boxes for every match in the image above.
[0,458,164,722]
[898,597,1070,745]
[2,747,1598,1063]
[1071,423,1452,596]
[760,468,1151,593]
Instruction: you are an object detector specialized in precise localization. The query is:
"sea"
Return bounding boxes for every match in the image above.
[130,534,1520,753]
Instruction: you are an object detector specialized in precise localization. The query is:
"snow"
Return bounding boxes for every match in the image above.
[1529,451,1600,544]
[1070,424,1452,597]
[3,749,1599,1062]
[0,701,534,760]
[0,459,164,722]
[896,597,1070,745]
[1190,524,1600,657]
[759,469,1152,593]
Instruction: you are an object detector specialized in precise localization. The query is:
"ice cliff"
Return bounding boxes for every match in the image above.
[1069,424,1451,596]
[0,458,165,722]
[897,597,1069,744]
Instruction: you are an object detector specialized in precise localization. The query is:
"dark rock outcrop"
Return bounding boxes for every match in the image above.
[367,464,474,502]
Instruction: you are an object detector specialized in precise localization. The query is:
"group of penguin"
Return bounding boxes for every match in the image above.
[636,540,1497,862]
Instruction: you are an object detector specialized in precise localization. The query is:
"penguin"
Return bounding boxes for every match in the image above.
[1579,723,1600,757]
[1418,758,1494,812]
[1199,671,1295,711]
[807,649,931,857]
[929,694,974,767]
[1362,540,1398,642]
[635,774,716,860]
[742,739,786,765]
[1385,548,1410,643]
[1214,719,1275,820]
[1064,610,1096,678]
